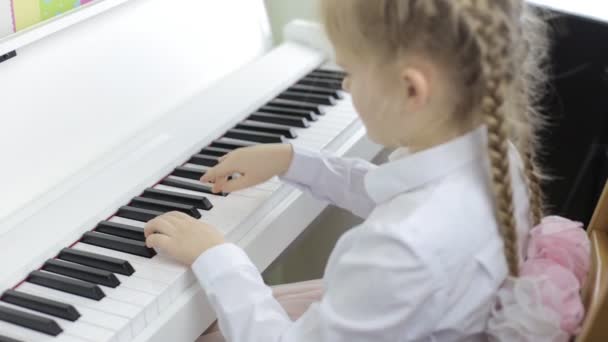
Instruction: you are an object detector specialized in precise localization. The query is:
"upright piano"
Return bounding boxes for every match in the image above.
[529,1,608,225]
[0,0,380,341]
[0,1,606,341]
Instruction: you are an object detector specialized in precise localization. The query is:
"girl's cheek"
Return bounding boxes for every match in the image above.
[342,77,351,93]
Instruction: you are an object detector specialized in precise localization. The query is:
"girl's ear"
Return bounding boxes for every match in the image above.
[401,67,430,112]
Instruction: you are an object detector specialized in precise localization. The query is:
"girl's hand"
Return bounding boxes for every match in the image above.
[201,143,293,193]
[144,211,225,265]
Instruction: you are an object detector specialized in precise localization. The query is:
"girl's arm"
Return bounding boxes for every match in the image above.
[201,144,377,219]
[279,146,377,218]
[191,224,442,342]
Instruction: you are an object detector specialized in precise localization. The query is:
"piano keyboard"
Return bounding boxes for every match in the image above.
[0,68,354,342]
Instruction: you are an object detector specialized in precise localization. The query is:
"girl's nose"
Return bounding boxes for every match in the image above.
[342,77,351,93]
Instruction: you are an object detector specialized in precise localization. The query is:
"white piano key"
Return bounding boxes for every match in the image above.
[154,184,261,219]
[153,183,236,204]
[224,186,274,199]
[71,305,131,339]
[16,283,132,338]
[200,216,241,235]
[113,274,166,296]
[292,137,327,148]
[290,139,324,150]
[0,302,115,342]
[97,285,158,325]
[114,274,171,311]
[16,282,144,334]
[0,320,87,342]
[71,243,193,302]
[318,114,357,125]
[295,124,346,137]
[322,110,356,122]
[108,216,145,228]
[251,181,281,192]
[172,177,273,199]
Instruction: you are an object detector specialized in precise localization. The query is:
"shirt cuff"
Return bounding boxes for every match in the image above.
[280,145,321,185]
[191,243,255,290]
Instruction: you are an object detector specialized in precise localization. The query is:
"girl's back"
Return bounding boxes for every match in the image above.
[321,128,531,340]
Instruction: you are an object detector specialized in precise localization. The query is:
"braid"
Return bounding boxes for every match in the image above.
[524,150,544,224]
[458,0,520,276]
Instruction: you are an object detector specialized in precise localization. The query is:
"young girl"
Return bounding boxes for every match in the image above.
[143,1,588,341]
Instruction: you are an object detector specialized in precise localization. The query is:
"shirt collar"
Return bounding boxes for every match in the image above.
[365,126,488,204]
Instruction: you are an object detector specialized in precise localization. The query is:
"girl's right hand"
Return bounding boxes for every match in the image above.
[200,143,294,193]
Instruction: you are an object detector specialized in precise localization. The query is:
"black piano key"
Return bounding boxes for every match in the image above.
[143,188,213,210]
[308,70,344,81]
[27,271,105,301]
[210,139,256,150]
[268,99,325,115]
[130,197,201,219]
[0,305,62,336]
[95,221,145,242]
[289,84,343,99]
[58,248,135,276]
[161,178,228,197]
[298,77,342,91]
[0,334,22,342]
[1,290,80,322]
[304,72,345,82]
[82,231,156,258]
[224,129,286,144]
[249,113,310,128]
[42,259,120,288]
[116,206,163,222]
[313,68,347,78]
[278,91,336,106]
[236,122,297,139]
[259,105,318,121]
[188,154,220,167]
[171,166,206,181]
[199,147,231,157]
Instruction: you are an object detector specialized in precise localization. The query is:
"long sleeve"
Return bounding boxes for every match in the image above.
[192,224,444,342]
[279,146,377,218]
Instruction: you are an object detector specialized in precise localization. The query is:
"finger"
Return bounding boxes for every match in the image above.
[212,176,229,193]
[163,211,192,223]
[146,233,172,251]
[201,157,236,183]
[144,217,163,238]
[222,175,256,193]
[144,216,175,237]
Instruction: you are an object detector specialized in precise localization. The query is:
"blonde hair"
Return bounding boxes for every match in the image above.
[320,0,549,276]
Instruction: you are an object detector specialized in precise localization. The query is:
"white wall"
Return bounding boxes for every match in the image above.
[264,0,319,44]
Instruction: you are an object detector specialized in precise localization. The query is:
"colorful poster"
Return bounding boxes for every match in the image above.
[1,0,99,39]
[0,0,12,38]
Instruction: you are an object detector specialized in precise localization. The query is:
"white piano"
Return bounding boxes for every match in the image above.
[0,0,380,341]
[3,0,604,341]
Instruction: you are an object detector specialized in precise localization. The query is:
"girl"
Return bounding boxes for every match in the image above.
[144,0,586,340]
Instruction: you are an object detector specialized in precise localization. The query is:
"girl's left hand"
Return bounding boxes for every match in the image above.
[144,211,226,265]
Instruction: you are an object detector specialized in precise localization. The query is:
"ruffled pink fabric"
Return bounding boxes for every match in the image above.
[487,216,591,341]
[526,216,590,286]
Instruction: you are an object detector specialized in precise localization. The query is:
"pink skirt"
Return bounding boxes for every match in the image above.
[195,279,323,342]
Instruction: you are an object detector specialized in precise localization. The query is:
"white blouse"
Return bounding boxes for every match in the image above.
[192,126,532,341]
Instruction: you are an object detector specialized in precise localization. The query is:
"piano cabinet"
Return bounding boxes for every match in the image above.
[539,9,608,225]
